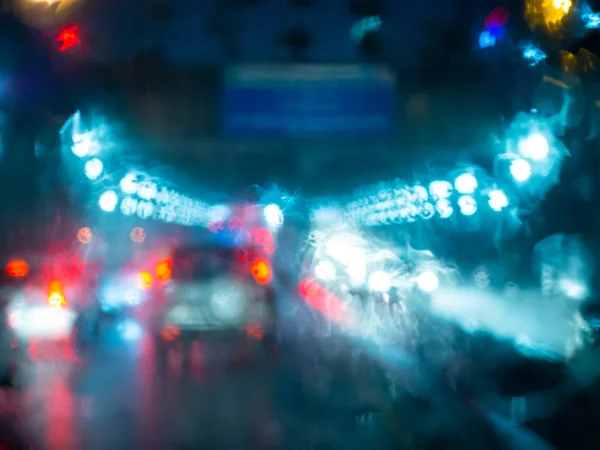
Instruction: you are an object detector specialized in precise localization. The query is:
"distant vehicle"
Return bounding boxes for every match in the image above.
[1,254,84,362]
[151,243,277,368]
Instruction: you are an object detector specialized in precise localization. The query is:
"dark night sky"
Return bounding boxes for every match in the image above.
[78,0,475,64]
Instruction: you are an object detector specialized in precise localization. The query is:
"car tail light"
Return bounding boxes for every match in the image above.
[48,279,67,308]
[246,322,264,340]
[155,260,172,282]
[160,325,180,341]
[250,258,271,285]
[6,260,29,277]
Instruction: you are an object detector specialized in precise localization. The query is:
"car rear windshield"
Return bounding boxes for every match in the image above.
[172,247,240,281]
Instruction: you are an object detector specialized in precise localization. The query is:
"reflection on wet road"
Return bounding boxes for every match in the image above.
[3,338,285,450]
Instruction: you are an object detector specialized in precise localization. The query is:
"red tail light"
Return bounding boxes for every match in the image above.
[161,325,180,341]
[298,277,348,325]
[6,260,29,277]
[246,322,264,340]
[250,258,271,285]
[155,260,172,282]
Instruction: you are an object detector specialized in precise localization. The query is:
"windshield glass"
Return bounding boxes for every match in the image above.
[2,1,600,449]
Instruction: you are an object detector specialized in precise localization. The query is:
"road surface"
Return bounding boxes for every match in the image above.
[0,334,370,450]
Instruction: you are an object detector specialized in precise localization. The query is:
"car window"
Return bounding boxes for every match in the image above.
[173,247,236,281]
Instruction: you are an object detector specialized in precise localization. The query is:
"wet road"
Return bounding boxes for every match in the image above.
[2,329,585,450]
[0,335,367,450]
[2,339,281,449]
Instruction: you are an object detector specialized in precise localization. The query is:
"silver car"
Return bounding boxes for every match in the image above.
[152,245,277,368]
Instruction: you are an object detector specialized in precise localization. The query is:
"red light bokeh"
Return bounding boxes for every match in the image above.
[484,7,509,29]
[57,25,80,52]
[6,260,29,277]
[250,258,271,285]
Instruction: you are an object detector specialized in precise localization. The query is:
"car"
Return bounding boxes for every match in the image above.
[2,255,82,363]
[151,244,277,370]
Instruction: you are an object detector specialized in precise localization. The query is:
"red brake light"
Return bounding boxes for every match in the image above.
[155,260,172,282]
[250,258,271,285]
[246,322,264,340]
[161,325,180,341]
[6,260,29,277]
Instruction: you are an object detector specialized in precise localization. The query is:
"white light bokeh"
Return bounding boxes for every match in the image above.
[559,278,587,300]
[421,202,435,219]
[71,135,91,157]
[314,260,336,281]
[99,190,118,212]
[417,271,439,292]
[435,199,454,218]
[137,201,155,219]
[458,195,477,216]
[368,270,392,293]
[347,261,367,286]
[510,159,532,182]
[429,180,453,199]
[84,158,103,180]
[264,203,284,228]
[488,189,509,212]
[519,133,549,161]
[413,185,429,201]
[120,197,138,215]
[61,110,114,161]
[454,173,478,195]
[137,180,158,200]
[118,319,143,341]
[325,234,366,266]
[119,172,139,195]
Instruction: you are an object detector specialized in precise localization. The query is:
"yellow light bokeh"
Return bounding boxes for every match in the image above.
[28,0,61,4]
[553,0,572,13]
[15,0,81,29]
[557,50,578,73]
[525,0,572,32]
[136,271,153,290]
